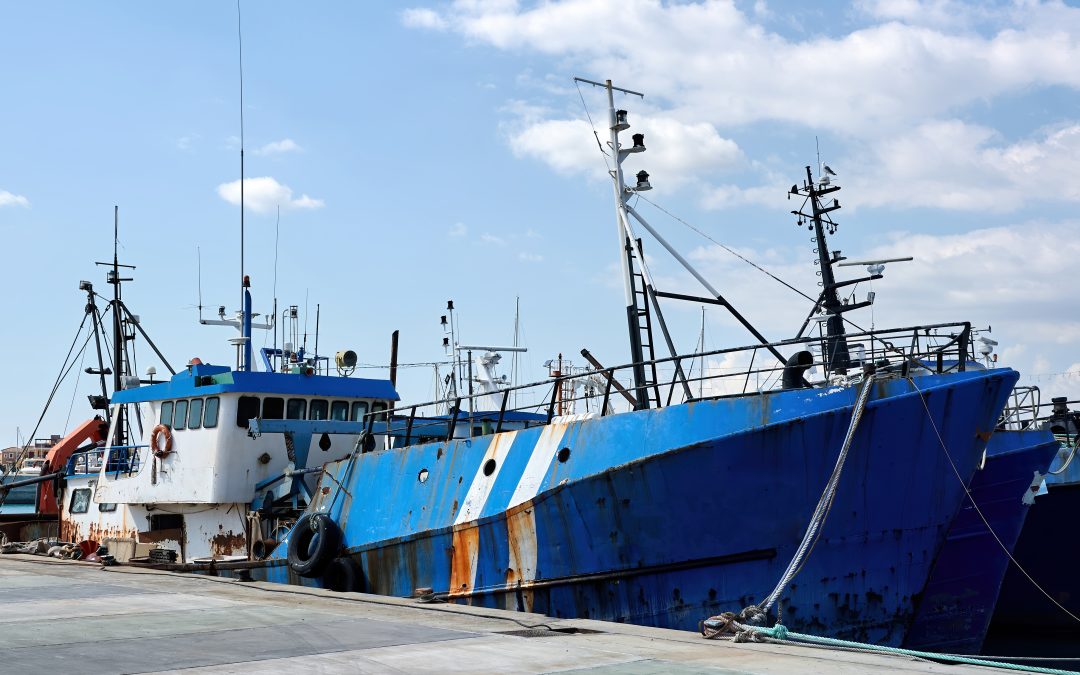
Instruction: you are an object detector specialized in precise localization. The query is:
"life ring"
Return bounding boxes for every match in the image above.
[151,424,173,459]
[286,513,341,578]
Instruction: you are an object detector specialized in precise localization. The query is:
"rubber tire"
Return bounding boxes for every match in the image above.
[287,514,341,578]
[323,556,365,593]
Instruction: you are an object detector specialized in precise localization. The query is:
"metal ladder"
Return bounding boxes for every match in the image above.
[627,238,662,409]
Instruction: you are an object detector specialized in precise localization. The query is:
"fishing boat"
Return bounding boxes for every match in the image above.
[199,80,1017,646]
[903,385,1060,653]
[31,80,1030,648]
[991,395,1080,630]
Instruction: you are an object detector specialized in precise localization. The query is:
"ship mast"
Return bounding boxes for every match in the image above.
[790,167,854,373]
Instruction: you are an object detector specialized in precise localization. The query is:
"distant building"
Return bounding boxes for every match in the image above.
[2,435,61,470]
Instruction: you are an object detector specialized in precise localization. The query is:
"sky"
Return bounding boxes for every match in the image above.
[1,0,1078,447]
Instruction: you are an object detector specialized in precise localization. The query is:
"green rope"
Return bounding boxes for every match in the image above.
[747,624,1078,675]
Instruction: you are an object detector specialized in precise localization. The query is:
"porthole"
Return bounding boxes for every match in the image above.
[418,469,429,484]
[483,459,497,476]
[557,447,571,463]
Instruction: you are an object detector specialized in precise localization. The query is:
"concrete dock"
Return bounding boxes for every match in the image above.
[0,554,1005,674]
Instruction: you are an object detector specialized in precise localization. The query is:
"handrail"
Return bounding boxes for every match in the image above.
[350,321,981,444]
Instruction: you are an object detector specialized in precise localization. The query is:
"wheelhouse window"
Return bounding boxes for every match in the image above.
[330,400,349,421]
[372,402,388,421]
[309,399,329,420]
[69,488,92,514]
[286,398,307,420]
[204,397,220,428]
[173,400,189,431]
[160,401,174,427]
[263,397,284,420]
[350,401,369,422]
[188,398,204,430]
[99,502,117,513]
[236,396,261,428]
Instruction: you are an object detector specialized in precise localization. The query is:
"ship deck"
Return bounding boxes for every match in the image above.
[0,554,1003,674]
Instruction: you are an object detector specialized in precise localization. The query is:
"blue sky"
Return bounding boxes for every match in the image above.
[2,0,1079,446]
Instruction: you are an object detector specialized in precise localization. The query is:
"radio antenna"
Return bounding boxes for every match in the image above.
[236,0,246,326]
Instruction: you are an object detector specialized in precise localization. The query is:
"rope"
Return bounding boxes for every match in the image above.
[908,377,1080,625]
[758,372,876,612]
[741,624,1079,674]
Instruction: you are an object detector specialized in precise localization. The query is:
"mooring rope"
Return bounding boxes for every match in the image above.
[758,371,877,612]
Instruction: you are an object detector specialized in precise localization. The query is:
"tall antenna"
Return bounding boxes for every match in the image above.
[816,136,821,178]
[237,0,246,328]
[273,205,280,365]
[196,246,204,321]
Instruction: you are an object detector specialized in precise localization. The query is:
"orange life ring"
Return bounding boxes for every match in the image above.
[151,424,173,459]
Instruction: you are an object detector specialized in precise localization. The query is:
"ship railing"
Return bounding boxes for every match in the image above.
[997,386,1042,431]
[369,321,977,445]
[66,445,148,478]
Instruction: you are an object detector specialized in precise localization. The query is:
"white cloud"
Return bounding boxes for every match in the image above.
[449,222,468,237]
[408,0,1080,133]
[216,177,324,213]
[0,190,29,208]
[480,233,505,245]
[176,133,200,151]
[506,113,743,191]
[401,8,447,30]
[518,251,544,262]
[254,138,302,156]
[845,121,1080,211]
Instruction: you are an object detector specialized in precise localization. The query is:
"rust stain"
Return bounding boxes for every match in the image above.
[210,530,247,558]
[448,524,479,597]
[975,430,993,442]
[505,504,537,612]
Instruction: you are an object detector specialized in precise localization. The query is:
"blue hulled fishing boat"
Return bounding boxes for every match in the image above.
[46,80,1028,648]
[903,385,1060,653]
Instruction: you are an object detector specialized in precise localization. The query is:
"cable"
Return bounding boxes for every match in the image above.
[634,192,816,304]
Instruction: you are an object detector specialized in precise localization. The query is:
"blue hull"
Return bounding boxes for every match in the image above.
[903,430,1059,653]
[993,484,1080,629]
[260,369,1017,645]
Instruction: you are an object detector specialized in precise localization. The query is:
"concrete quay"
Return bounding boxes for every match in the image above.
[0,554,1006,674]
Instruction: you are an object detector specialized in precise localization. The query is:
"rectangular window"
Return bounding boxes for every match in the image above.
[309,399,329,420]
[160,401,174,427]
[263,397,284,420]
[203,397,220,428]
[350,401,369,422]
[99,502,117,512]
[188,398,204,430]
[236,396,261,428]
[173,400,189,431]
[149,513,184,531]
[330,400,349,421]
[69,488,92,514]
[372,402,388,421]
[286,398,307,420]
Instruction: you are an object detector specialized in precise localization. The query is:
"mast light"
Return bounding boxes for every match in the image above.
[626,133,646,153]
[634,170,652,191]
[613,109,630,131]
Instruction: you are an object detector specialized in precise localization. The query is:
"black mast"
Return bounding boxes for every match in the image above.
[795,166,850,373]
[97,206,135,446]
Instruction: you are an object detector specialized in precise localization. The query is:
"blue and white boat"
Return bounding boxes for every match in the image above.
[55,80,1024,647]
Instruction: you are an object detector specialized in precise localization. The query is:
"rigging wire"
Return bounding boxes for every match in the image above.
[1,314,91,481]
[62,328,92,435]
[634,191,815,304]
[574,78,611,169]
[910,376,1080,626]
